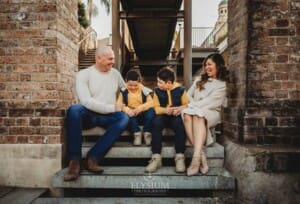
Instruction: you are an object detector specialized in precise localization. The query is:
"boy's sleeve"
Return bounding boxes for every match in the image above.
[181,90,189,105]
[137,95,154,112]
[153,92,167,115]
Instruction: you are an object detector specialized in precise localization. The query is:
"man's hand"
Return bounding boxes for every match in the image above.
[115,103,124,112]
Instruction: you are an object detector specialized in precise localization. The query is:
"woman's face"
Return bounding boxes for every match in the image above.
[204,58,218,78]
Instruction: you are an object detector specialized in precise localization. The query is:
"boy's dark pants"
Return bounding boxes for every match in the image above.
[151,115,186,154]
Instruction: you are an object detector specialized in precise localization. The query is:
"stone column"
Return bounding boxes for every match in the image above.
[0,0,79,187]
[112,0,120,70]
[183,0,192,88]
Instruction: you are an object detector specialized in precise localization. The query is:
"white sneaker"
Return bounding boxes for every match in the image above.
[175,153,186,173]
[145,154,162,173]
[133,132,142,146]
[143,132,152,146]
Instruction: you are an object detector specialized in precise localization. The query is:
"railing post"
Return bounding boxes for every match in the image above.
[184,0,192,88]
[112,0,120,70]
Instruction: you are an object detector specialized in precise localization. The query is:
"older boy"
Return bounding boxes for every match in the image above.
[145,66,189,173]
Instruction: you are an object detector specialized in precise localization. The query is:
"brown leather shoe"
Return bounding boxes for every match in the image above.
[86,158,104,174]
[64,160,80,181]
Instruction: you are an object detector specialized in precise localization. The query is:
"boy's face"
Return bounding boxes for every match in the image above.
[126,80,140,92]
[157,77,172,91]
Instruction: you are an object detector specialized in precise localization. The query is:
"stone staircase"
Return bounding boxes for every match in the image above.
[33,48,237,203]
[78,48,96,70]
[33,128,236,203]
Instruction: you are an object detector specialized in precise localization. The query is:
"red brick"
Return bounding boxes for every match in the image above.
[9,109,34,117]
[30,118,41,126]
[48,135,62,144]
[17,136,29,143]
[15,118,29,126]
[276,19,289,27]
[28,136,43,144]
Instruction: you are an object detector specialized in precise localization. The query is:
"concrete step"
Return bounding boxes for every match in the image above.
[52,166,235,190]
[82,142,224,167]
[33,197,221,204]
[82,142,224,159]
[0,188,46,204]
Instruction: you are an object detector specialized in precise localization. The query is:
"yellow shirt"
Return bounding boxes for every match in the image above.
[117,85,154,114]
[153,82,189,115]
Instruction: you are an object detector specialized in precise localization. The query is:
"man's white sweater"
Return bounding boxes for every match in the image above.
[76,66,125,114]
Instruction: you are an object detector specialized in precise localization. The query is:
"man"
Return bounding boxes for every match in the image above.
[64,46,129,181]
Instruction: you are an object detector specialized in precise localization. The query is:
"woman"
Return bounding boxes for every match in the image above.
[182,53,228,176]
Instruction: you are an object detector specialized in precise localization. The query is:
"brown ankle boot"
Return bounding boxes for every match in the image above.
[64,160,80,181]
[86,158,104,174]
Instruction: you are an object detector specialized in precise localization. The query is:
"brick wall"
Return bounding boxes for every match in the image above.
[225,0,300,145]
[0,0,79,145]
[223,0,249,142]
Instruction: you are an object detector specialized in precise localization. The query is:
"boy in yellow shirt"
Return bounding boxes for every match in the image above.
[145,66,189,173]
[117,70,155,146]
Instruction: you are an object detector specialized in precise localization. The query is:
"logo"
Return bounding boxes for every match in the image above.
[130,172,170,196]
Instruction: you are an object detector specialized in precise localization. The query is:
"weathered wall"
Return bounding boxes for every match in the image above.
[225,0,300,145]
[223,0,249,143]
[223,0,300,203]
[0,0,79,187]
[223,138,300,204]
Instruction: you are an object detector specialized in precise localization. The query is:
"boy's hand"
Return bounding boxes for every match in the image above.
[166,107,174,115]
[133,108,141,116]
[171,105,188,116]
[172,107,181,116]
[127,109,135,117]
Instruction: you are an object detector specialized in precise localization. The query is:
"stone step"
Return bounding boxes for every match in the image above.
[0,188,46,204]
[82,142,224,159]
[82,142,224,167]
[52,166,235,190]
[33,197,221,204]
[82,126,220,138]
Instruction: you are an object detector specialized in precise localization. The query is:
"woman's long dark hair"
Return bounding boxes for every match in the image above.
[197,53,228,90]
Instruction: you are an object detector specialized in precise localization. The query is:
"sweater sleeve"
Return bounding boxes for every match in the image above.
[181,90,189,105]
[188,84,226,110]
[76,71,115,114]
[137,95,154,112]
[153,92,167,115]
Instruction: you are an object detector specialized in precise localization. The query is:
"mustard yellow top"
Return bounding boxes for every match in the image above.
[153,82,189,115]
[117,85,154,114]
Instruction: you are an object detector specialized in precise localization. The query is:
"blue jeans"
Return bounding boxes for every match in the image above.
[151,115,186,154]
[66,104,129,162]
[128,108,155,133]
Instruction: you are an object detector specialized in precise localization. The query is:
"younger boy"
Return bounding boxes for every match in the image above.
[117,70,155,146]
[145,66,189,173]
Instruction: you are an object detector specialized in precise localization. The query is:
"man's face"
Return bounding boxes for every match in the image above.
[96,50,115,72]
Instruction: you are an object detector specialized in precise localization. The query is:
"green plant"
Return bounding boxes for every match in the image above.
[78,0,90,28]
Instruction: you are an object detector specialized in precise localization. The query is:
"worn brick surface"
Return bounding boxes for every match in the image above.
[225,0,300,145]
[0,0,79,144]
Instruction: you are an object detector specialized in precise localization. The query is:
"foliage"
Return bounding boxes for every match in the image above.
[99,0,110,15]
[78,0,90,28]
